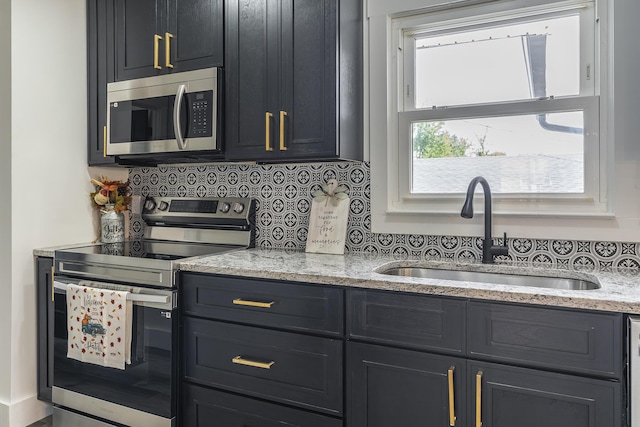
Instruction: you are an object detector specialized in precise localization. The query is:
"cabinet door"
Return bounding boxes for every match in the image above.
[36,257,54,402]
[166,0,223,72]
[279,0,338,159]
[226,0,339,161]
[469,361,621,427]
[114,0,165,81]
[183,383,343,427]
[225,0,280,160]
[348,342,466,427]
[87,0,116,166]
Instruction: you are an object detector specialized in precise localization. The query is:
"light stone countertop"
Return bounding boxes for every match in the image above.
[33,243,97,258]
[36,245,640,314]
[179,248,640,314]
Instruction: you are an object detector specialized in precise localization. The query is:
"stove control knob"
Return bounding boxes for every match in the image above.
[157,201,169,211]
[219,202,231,213]
[143,198,156,212]
[233,202,245,214]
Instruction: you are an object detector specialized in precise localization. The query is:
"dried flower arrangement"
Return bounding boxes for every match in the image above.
[90,177,131,213]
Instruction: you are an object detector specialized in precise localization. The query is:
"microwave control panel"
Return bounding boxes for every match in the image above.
[187,90,214,138]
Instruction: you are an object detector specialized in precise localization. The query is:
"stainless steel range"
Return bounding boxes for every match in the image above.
[51,197,255,427]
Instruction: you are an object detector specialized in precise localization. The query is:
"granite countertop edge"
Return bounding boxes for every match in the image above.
[35,246,640,314]
[179,248,640,314]
[34,243,96,258]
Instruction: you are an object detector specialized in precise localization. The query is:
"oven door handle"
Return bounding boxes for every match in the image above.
[53,281,169,304]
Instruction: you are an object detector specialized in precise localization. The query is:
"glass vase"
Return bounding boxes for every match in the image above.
[100,204,125,243]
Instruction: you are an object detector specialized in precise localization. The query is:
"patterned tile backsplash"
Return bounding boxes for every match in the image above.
[129,161,640,272]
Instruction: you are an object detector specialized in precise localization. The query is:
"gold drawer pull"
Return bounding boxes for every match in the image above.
[476,370,483,427]
[153,34,163,70]
[165,32,174,68]
[232,356,275,370]
[103,126,107,157]
[448,366,456,426]
[279,110,288,150]
[232,298,275,308]
[265,112,274,151]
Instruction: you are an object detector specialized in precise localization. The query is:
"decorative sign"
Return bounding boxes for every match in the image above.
[305,179,350,255]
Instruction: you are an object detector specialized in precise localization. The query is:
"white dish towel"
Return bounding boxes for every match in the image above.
[66,282,132,370]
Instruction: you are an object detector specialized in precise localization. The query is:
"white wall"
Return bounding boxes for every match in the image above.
[6,1,99,425]
[0,0,13,422]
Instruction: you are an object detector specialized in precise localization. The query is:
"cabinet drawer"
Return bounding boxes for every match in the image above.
[183,317,343,415]
[182,273,343,336]
[467,301,623,378]
[183,383,342,427]
[347,290,465,354]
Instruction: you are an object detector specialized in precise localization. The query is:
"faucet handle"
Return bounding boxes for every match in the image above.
[495,232,509,258]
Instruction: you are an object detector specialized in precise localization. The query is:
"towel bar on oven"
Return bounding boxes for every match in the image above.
[53,281,170,304]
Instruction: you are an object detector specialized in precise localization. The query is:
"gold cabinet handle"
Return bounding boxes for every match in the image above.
[476,371,483,427]
[103,125,107,157]
[279,110,288,150]
[448,367,456,426]
[232,356,275,370]
[265,112,273,151]
[165,32,174,68]
[154,34,163,70]
[50,266,55,302]
[232,298,274,308]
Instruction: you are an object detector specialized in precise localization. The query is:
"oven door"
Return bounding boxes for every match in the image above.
[52,277,177,427]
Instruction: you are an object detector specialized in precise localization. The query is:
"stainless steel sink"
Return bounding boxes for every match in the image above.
[379,267,600,290]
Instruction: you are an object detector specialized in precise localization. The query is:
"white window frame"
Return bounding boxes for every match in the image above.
[369,0,613,240]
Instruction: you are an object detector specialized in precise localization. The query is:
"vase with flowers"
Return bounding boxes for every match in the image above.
[90,177,131,243]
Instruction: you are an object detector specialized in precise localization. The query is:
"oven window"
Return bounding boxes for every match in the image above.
[53,290,176,418]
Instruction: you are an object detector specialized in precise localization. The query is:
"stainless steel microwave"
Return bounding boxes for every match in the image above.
[106,68,221,156]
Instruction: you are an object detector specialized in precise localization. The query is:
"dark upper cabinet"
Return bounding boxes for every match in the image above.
[36,257,54,402]
[225,0,362,162]
[87,0,116,166]
[114,0,223,81]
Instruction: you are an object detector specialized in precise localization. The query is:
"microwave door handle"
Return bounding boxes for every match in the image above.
[173,84,187,150]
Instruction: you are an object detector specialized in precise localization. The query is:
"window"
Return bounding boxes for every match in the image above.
[369,0,611,237]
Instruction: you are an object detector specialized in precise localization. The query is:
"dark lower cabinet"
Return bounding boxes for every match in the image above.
[35,257,54,402]
[470,361,622,427]
[183,383,342,427]
[348,342,466,427]
[175,276,626,427]
[348,342,621,427]
[180,274,346,426]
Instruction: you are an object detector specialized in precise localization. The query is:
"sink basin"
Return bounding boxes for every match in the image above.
[379,267,600,290]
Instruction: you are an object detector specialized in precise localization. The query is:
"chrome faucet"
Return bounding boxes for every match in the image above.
[460,176,509,264]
